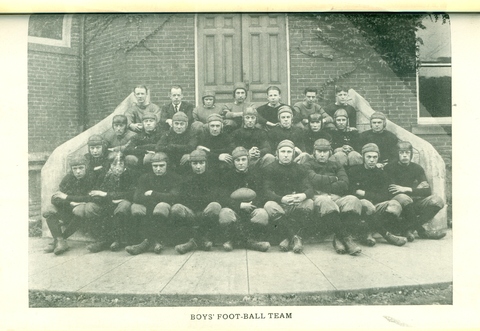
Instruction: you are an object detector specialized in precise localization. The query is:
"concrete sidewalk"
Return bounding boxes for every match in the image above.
[29,230,452,296]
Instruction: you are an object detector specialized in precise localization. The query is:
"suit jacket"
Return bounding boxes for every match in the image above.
[159,101,195,131]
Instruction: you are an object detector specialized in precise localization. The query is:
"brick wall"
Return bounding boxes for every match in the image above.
[85,14,196,127]
[28,15,82,153]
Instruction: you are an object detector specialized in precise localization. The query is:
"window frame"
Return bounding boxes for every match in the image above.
[28,14,72,48]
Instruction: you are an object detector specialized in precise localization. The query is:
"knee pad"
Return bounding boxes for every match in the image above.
[250,208,269,226]
[264,201,285,220]
[131,203,147,216]
[153,202,171,218]
[219,208,236,225]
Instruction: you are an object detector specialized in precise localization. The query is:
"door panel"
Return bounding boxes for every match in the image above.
[197,14,288,106]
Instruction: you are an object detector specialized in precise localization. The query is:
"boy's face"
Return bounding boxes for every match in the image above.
[267,90,281,105]
[191,161,206,174]
[113,123,127,137]
[279,113,292,129]
[234,89,246,103]
[243,115,256,128]
[170,88,183,105]
[72,165,86,179]
[208,121,222,136]
[152,161,167,176]
[173,121,187,134]
[399,150,411,165]
[364,152,379,169]
[134,88,147,105]
[335,117,348,131]
[234,156,249,172]
[336,91,349,104]
[89,145,103,158]
[203,97,214,108]
[277,147,294,165]
[143,118,157,132]
[314,149,330,163]
[304,92,317,105]
[371,119,384,133]
[309,120,321,132]
[111,161,126,176]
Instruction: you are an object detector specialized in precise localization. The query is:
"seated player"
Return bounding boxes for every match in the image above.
[230,106,276,169]
[303,139,363,256]
[267,106,306,157]
[302,113,333,156]
[263,140,314,253]
[124,112,163,172]
[191,90,223,135]
[86,154,137,252]
[43,155,95,255]
[292,87,333,130]
[171,149,222,254]
[196,113,235,172]
[329,108,363,168]
[221,82,254,132]
[217,147,271,252]
[256,86,288,129]
[125,152,181,255]
[155,111,198,174]
[324,86,358,129]
[159,85,195,131]
[384,141,446,241]
[124,85,161,133]
[347,143,409,247]
[358,111,398,165]
[84,134,110,183]
[102,115,136,162]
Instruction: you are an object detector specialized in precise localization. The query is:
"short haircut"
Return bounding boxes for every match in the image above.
[304,87,318,95]
[133,85,148,93]
[170,85,183,93]
[266,85,281,95]
[335,85,349,94]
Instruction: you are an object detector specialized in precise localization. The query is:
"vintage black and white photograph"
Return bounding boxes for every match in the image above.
[2,7,478,330]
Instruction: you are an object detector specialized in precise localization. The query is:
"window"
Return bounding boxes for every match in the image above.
[28,14,72,47]
[417,16,452,125]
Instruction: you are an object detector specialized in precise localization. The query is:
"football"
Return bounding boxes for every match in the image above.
[230,188,256,202]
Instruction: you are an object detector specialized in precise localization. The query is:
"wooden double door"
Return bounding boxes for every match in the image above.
[196,14,289,106]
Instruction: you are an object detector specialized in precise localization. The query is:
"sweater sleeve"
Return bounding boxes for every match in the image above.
[330,163,349,196]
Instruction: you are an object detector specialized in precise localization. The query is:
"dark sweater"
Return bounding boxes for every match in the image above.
[330,128,361,152]
[358,129,398,164]
[219,167,264,211]
[124,129,163,158]
[262,161,314,203]
[178,170,222,211]
[256,103,286,126]
[84,153,110,184]
[268,125,306,152]
[384,161,431,198]
[324,103,358,128]
[52,172,95,207]
[133,170,181,210]
[347,164,392,205]
[303,159,348,196]
[292,102,333,125]
[94,168,137,203]
[155,129,198,167]
[230,127,272,157]
[304,130,332,154]
[197,132,235,166]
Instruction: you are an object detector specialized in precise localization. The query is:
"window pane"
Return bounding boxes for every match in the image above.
[28,14,64,40]
[418,66,451,118]
[418,17,451,63]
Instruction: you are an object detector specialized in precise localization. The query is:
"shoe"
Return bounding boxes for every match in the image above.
[223,241,233,252]
[87,241,109,253]
[110,241,122,251]
[246,240,270,252]
[333,235,347,254]
[175,238,197,254]
[384,232,407,246]
[361,233,376,247]
[417,228,446,240]
[54,238,69,255]
[200,240,213,251]
[153,241,164,254]
[292,235,303,254]
[342,235,362,256]
[125,239,150,255]
[403,230,415,242]
[44,239,57,253]
[279,238,290,252]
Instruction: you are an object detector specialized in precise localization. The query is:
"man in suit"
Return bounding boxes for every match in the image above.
[159,85,195,131]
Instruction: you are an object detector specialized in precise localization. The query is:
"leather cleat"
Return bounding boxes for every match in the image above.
[279,238,290,252]
[175,238,197,254]
[153,242,164,254]
[342,235,362,256]
[417,229,446,240]
[292,235,303,254]
[125,239,150,255]
[333,235,347,254]
[44,239,57,253]
[384,232,407,246]
[201,240,213,251]
[361,233,376,247]
[110,241,122,251]
[54,238,69,255]
[223,241,233,252]
[403,230,415,242]
[87,241,109,253]
[246,240,270,252]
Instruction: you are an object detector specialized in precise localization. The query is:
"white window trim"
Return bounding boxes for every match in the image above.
[28,14,72,48]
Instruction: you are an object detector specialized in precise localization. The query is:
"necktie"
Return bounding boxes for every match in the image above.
[175,105,179,112]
